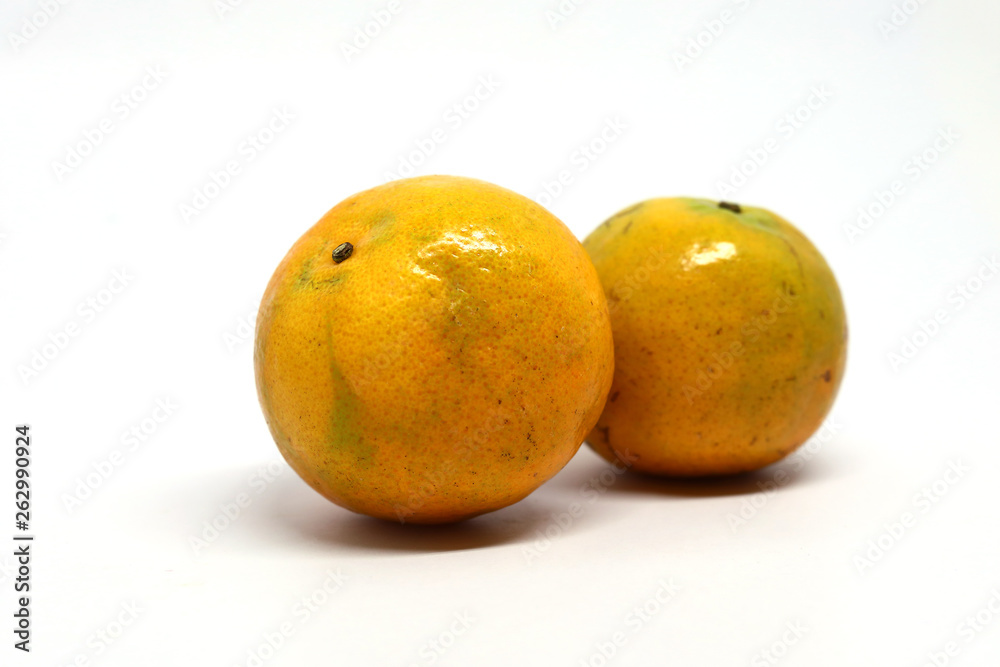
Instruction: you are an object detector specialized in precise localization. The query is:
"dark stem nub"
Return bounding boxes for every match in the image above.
[331,242,354,263]
[718,201,742,213]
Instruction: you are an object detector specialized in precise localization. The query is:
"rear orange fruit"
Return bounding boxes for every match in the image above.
[584,197,847,476]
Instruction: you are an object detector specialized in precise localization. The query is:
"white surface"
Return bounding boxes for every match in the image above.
[2,1,999,665]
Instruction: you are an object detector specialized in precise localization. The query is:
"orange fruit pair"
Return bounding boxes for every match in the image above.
[254,176,845,523]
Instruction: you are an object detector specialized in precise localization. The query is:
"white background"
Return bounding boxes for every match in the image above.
[2,1,999,665]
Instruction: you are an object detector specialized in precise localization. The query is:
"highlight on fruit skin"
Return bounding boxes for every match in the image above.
[254,175,615,523]
[583,197,847,477]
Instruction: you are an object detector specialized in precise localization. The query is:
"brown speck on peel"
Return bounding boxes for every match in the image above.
[331,242,354,263]
[610,391,620,402]
[823,369,832,382]
[718,201,742,213]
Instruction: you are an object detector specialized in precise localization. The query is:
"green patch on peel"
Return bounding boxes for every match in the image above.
[255,321,305,473]
[364,210,397,248]
[311,273,348,290]
[408,230,437,244]
[734,208,781,233]
[685,198,781,233]
[295,256,316,288]
[295,255,349,292]
[683,198,729,215]
[325,317,376,467]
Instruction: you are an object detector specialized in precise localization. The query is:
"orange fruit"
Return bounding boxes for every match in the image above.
[584,198,846,476]
[254,176,614,523]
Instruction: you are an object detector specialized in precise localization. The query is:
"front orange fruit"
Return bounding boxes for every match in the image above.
[254,176,614,523]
